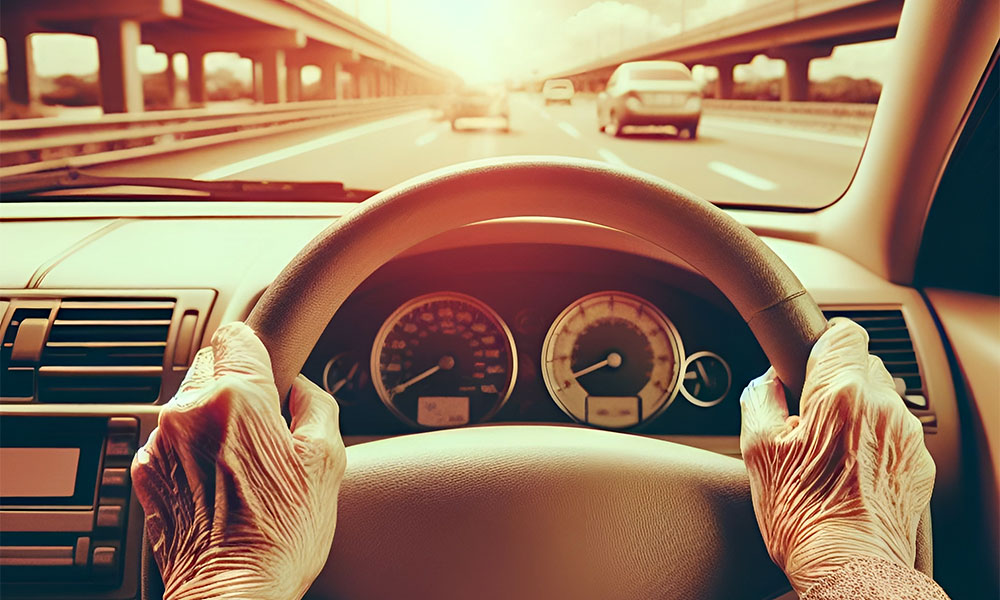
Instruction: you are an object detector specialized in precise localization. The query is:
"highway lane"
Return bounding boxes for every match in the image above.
[88,93,867,209]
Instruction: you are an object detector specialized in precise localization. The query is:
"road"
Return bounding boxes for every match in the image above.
[91,94,867,209]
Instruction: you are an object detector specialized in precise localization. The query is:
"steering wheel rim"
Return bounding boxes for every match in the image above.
[247,156,827,404]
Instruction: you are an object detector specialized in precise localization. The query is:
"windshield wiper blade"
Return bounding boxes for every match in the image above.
[0,169,365,202]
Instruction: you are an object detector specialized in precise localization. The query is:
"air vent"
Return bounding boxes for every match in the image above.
[822,308,927,408]
[37,299,176,403]
[0,307,54,397]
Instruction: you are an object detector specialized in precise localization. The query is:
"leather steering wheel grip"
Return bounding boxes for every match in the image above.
[246,156,828,405]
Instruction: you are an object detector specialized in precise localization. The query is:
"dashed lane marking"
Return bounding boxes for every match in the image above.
[557,121,582,139]
[707,161,779,191]
[597,148,628,168]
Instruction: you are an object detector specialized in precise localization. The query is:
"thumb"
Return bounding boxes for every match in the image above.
[289,375,344,469]
[740,368,792,458]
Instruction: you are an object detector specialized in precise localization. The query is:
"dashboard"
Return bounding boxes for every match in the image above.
[303,244,767,437]
[0,204,964,600]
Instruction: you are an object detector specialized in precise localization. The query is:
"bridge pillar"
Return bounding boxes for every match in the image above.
[188,51,207,106]
[259,49,287,104]
[320,60,343,100]
[286,61,302,102]
[94,19,144,113]
[776,46,830,102]
[714,60,738,99]
[1,17,36,107]
[164,53,177,107]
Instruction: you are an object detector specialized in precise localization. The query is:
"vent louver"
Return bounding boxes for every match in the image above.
[37,299,176,403]
[44,301,173,367]
[822,308,927,408]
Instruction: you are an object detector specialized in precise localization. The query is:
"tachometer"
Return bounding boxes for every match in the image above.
[541,291,684,429]
[371,292,517,429]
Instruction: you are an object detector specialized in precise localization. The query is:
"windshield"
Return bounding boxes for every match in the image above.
[0,0,891,209]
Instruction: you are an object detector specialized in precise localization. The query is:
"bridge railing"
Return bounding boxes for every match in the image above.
[0,96,443,178]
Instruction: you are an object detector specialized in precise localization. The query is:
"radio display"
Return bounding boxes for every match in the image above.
[0,417,106,508]
[0,448,80,497]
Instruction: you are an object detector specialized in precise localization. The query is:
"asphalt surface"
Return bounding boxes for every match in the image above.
[90,94,868,209]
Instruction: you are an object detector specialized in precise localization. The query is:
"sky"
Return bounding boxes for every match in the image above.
[0,0,894,85]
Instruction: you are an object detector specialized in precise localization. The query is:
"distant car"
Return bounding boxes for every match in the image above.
[597,61,702,139]
[447,85,510,132]
[542,79,575,105]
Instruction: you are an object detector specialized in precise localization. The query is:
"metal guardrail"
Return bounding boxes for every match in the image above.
[702,98,876,131]
[0,96,874,178]
[0,96,441,178]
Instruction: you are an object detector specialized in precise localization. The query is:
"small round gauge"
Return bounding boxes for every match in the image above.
[541,291,685,429]
[371,292,517,429]
[680,351,732,408]
[321,352,369,406]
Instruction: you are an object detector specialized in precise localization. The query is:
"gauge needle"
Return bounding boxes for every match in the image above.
[573,352,623,378]
[695,359,710,385]
[329,362,359,395]
[392,355,455,394]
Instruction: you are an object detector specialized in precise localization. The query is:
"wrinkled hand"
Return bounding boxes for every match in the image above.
[131,322,346,600]
[740,317,935,594]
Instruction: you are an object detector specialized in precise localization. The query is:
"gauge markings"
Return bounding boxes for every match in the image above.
[372,293,517,429]
[541,291,685,430]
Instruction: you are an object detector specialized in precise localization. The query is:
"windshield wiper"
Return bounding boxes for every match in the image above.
[0,169,371,202]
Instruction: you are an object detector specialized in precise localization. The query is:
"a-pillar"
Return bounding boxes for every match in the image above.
[259,49,287,104]
[776,45,830,102]
[187,51,206,106]
[285,60,302,102]
[320,59,343,100]
[1,15,36,107]
[94,19,144,113]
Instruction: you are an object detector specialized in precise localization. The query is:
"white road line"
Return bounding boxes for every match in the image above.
[557,121,581,139]
[539,110,552,120]
[597,148,628,168]
[708,161,779,191]
[415,129,440,146]
[194,110,431,180]
[703,117,866,148]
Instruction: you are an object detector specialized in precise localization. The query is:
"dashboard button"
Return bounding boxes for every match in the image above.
[107,417,138,434]
[96,505,124,530]
[91,546,117,571]
[74,537,90,567]
[105,434,136,458]
[101,468,129,490]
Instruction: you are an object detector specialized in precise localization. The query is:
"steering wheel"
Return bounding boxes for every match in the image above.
[246,157,827,599]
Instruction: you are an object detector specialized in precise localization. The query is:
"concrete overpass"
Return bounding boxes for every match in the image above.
[545,0,901,101]
[1,0,458,113]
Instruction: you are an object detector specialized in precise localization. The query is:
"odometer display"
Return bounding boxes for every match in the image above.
[371,293,517,429]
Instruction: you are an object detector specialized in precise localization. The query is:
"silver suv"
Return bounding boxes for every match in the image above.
[597,61,702,139]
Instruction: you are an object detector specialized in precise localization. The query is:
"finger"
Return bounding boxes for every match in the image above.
[210,322,278,401]
[740,368,791,457]
[289,375,341,448]
[177,346,214,395]
[800,317,870,417]
[866,354,898,393]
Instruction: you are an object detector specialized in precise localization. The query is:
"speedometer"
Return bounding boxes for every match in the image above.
[541,291,684,429]
[371,292,517,429]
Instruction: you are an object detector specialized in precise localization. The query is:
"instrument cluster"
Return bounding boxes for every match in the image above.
[303,245,767,437]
